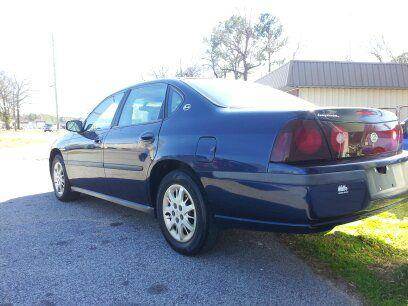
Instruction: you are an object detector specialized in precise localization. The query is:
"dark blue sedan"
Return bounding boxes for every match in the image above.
[49,79,408,255]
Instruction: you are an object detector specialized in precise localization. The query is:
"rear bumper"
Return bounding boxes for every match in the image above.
[206,151,408,233]
[214,194,407,233]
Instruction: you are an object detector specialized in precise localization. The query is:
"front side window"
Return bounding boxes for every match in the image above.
[118,83,167,127]
[112,91,125,105]
[167,87,183,115]
[84,93,122,131]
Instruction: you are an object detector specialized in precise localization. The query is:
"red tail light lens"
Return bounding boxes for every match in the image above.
[369,124,402,152]
[271,120,402,164]
[294,122,323,155]
[271,120,331,163]
[320,121,402,159]
[329,125,348,155]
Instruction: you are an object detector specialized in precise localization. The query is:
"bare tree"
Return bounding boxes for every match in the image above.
[255,13,287,72]
[0,72,13,130]
[204,12,287,80]
[370,35,391,62]
[0,72,30,130]
[370,35,407,64]
[392,52,408,64]
[291,42,301,60]
[10,77,30,130]
[149,63,203,79]
[221,15,264,80]
[151,66,170,79]
[203,34,226,78]
[175,63,202,78]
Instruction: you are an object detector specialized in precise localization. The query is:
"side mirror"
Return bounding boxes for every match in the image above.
[66,120,83,133]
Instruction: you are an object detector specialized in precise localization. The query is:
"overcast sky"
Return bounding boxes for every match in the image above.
[0,0,407,117]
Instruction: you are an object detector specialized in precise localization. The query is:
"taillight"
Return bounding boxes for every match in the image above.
[271,120,331,163]
[271,119,402,164]
[320,121,402,159]
[378,124,403,151]
[329,125,348,155]
[294,122,322,155]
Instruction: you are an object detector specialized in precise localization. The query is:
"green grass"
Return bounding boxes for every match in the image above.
[280,204,408,305]
[0,130,51,148]
[0,136,46,148]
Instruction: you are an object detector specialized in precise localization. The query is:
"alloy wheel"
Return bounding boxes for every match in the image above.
[162,184,196,242]
[53,161,65,196]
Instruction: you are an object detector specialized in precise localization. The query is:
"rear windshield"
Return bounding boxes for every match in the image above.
[184,79,315,110]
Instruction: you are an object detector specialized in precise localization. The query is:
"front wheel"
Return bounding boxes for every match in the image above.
[51,155,79,202]
[157,170,218,255]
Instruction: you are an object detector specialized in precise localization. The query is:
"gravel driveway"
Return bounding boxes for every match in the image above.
[0,138,360,305]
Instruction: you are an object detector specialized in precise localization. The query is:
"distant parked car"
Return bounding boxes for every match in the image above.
[402,118,408,150]
[49,79,408,255]
[43,124,54,132]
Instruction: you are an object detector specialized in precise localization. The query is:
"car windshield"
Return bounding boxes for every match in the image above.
[184,79,316,110]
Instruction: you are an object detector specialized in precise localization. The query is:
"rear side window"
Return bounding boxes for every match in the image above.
[118,83,167,126]
[167,87,183,115]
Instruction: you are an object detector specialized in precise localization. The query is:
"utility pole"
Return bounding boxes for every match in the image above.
[51,33,59,130]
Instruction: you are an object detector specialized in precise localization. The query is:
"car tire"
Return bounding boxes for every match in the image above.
[157,170,218,255]
[51,155,80,202]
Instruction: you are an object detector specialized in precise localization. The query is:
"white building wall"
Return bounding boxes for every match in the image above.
[299,87,408,118]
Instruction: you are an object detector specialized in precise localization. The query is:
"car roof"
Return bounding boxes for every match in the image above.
[105,78,184,97]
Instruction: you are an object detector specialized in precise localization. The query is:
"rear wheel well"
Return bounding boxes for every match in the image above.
[149,160,204,215]
[49,149,62,172]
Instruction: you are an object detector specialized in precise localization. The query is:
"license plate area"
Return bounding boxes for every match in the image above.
[366,161,408,198]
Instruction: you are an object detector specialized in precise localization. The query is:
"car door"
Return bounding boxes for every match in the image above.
[103,83,168,204]
[65,92,124,193]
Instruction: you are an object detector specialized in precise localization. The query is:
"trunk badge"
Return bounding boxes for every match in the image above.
[337,185,349,195]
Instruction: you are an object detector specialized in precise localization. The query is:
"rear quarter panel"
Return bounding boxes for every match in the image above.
[154,80,314,222]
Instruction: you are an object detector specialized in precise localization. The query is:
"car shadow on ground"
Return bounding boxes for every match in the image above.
[0,191,359,305]
[1,191,285,255]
